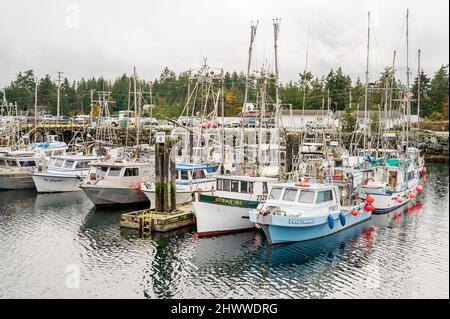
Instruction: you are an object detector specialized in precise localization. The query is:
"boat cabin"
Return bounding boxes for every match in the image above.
[47,155,100,171]
[0,152,41,169]
[214,175,276,198]
[175,163,218,183]
[87,161,152,181]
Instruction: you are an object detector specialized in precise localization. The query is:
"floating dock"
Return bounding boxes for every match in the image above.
[120,204,195,235]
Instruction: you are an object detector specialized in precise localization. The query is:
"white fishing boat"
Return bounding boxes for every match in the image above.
[193,175,277,237]
[142,163,217,209]
[361,157,422,214]
[32,155,101,193]
[80,157,152,207]
[0,150,43,190]
[28,135,68,160]
[249,173,372,244]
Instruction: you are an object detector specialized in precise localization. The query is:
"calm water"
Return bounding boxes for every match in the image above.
[0,163,448,299]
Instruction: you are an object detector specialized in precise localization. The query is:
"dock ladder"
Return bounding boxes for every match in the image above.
[141,210,154,238]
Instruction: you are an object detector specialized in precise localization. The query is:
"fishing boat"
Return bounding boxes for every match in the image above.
[141,163,218,209]
[32,155,101,193]
[193,175,277,237]
[28,135,68,160]
[80,156,152,207]
[0,150,43,190]
[249,173,372,244]
[361,157,422,214]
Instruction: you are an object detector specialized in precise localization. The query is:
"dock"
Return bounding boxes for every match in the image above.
[120,204,195,235]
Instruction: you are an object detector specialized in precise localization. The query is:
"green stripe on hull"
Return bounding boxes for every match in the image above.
[199,194,259,209]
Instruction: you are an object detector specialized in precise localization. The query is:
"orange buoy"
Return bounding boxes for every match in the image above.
[422,167,427,174]
[365,195,375,204]
[364,204,375,212]
[416,185,424,193]
[409,192,415,199]
[396,197,403,203]
[351,209,359,216]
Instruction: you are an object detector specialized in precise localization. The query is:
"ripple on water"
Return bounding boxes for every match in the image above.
[0,163,448,298]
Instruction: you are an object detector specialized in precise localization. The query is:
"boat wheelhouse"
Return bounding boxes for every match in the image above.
[0,151,43,190]
[32,155,101,193]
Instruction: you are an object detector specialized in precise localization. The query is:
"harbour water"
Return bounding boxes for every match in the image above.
[0,162,448,299]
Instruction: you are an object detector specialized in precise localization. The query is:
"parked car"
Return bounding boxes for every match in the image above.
[140,117,159,126]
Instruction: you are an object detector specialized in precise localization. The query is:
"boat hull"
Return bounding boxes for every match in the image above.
[250,210,371,244]
[81,185,149,207]
[193,194,259,237]
[0,174,36,190]
[363,179,421,215]
[32,173,84,193]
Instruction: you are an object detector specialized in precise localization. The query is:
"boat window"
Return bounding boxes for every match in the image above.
[249,182,254,194]
[48,158,56,167]
[180,171,189,180]
[268,187,283,200]
[240,181,248,193]
[6,160,17,167]
[298,190,315,204]
[108,167,122,177]
[231,180,239,192]
[20,160,37,167]
[223,179,231,191]
[96,166,108,178]
[0,159,6,167]
[63,160,75,169]
[216,179,223,191]
[262,182,268,194]
[316,190,333,204]
[124,167,139,177]
[193,169,206,180]
[282,188,298,201]
[54,159,64,168]
[75,161,90,169]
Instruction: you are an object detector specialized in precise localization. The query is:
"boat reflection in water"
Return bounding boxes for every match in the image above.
[371,200,424,227]
[144,218,376,298]
[34,191,88,210]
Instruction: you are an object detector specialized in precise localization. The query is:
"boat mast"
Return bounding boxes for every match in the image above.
[243,21,258,112]
[406,9,411,149]
[273,18,281,128]
[417,49,421,132]
[363,11,371,152]
[302,22,311,124]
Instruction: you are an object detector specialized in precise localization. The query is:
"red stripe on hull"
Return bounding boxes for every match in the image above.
[197,227,255,238]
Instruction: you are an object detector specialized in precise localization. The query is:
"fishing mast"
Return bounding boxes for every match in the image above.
[273,18,281,128]
[243,21,258,112]
[363,11,371,152]
[405,9,411,148]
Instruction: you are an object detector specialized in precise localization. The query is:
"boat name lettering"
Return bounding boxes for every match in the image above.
[214,197,243,206]
[288,218,314,225]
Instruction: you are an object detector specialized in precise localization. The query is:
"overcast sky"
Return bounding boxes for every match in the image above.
[0,0,448,87]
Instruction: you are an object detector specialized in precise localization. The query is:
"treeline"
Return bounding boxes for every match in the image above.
[1,65,448,120]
